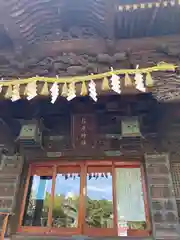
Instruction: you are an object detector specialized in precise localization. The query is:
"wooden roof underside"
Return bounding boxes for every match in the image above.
[0,0,180,49]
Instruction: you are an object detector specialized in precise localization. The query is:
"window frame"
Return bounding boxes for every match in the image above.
[18,160,151,237]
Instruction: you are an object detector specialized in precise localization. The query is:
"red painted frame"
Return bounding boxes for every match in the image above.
[18,159,151,237]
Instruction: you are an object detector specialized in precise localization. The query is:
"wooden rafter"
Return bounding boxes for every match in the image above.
[146,0,162,36]
[104,0,116,39]
[0,0,27,51]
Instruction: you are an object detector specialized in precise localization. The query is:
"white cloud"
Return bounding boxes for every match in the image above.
[87,185,112,193]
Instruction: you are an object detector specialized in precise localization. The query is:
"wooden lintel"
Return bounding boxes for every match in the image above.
[27,34,180,58]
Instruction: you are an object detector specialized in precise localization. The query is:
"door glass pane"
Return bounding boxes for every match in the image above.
[52,167,80,228]
[85,167,113,228]
[115,167,146,233]
[22,174,52,226]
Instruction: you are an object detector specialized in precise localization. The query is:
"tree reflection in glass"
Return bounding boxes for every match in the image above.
[22,175,52,226]
[85,168,113,228]
[52,167,80,228]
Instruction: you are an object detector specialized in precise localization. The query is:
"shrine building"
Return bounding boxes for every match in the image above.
[0,0,180,240]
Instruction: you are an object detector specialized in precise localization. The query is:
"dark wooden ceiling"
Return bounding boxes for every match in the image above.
[0,25,13,50]
[0,0,180,50]
[115,6,180,38]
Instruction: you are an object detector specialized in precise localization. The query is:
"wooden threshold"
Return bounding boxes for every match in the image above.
[12,233,154,240]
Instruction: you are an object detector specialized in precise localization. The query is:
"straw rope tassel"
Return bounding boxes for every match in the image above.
[145,72,154,87]
[40,82,49,96]
[124,73,133,87]
[61,82,68,97]
[102,77,110,91]
[25,81,37,100]
[24,82,31,96]
[5,85,12,99]
[67,82,76,101]
[11,84,20,102]
[80,81,88,96]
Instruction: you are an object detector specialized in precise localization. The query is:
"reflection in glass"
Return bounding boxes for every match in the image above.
[22,175,52,226]
[85,169,113,228]
[52,168,80,228]
[115,168,146,231]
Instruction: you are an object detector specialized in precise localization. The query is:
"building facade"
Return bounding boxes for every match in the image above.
[0,0,180,240]
[0,96,179,240]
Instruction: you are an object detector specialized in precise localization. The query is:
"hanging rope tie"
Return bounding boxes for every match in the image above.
[0,62,175,102]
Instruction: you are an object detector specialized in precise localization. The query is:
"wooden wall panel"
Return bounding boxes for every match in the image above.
[145,153,180,240]
[0,156,23,212]
[171,163,180,200]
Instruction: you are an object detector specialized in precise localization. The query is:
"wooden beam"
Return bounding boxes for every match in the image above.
[105,0,116,39]
[27,34,180,58]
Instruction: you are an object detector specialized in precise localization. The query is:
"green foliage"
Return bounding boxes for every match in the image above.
[85,197,113,227]
[43,193,113,228]
[28,193,145,229]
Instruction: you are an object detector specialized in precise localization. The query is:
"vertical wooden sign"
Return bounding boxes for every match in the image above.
[72,114,96,150]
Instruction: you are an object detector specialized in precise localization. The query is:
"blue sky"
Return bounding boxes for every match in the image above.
[32,174,113,201]
[31,169,146,222]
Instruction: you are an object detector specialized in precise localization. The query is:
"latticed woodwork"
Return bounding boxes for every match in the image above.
[171,163,180,200]
[145,153,180,239]
[176,200,180,222]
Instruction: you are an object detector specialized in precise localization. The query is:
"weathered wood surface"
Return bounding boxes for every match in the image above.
[0,1,26,51]
[0,35,179,78]
[0,154,23,212]
[145,153,180,240]
[27,35,180,57]
[9,95,157,160]
[11,235,154,240]
[0,119,23,238]
[1,0,180,48]
[11,235,153,240]
[72,114,96,150]
[0,95,180,239]
[159,103,180,224]
[6,0,110,44]
[0,35,179,102]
